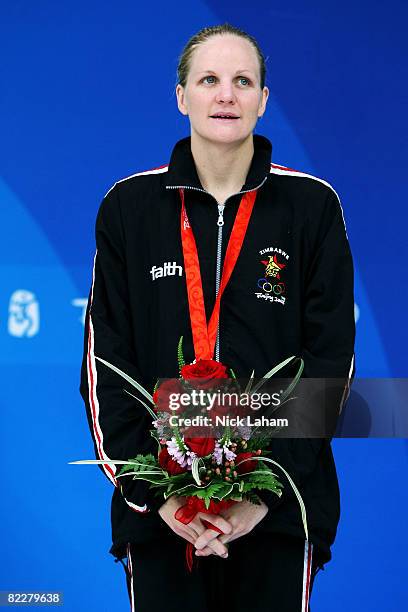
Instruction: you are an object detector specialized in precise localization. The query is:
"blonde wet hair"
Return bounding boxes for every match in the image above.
[177,23,266,89]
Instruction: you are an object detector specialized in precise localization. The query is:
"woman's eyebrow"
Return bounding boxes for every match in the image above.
[196,69,254,75]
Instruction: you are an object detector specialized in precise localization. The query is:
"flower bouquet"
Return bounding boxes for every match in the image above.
[72,337,307,570]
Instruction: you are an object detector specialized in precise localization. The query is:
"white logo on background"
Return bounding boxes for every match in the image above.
[72,298,88,326]
[8,290,40,337]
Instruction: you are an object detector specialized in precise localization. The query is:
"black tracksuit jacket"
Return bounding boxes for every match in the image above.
[80,134,355,564]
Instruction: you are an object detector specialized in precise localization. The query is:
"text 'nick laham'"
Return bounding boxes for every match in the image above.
[150,261,183,280]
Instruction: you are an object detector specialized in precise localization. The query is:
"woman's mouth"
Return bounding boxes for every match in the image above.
[210,114,240,122]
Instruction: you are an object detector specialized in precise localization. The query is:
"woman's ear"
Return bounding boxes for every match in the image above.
[176,84,189,116]
[258,86,269,118]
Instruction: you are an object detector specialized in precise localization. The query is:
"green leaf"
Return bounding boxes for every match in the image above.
[118,454,159,476]
[251,355,304,395]
[130,453,156,465]
[123,388,157,421]
[194,481,226,500]
[244,369,255,393]
[242,481,282,494]
[117,464,137,476]
[173,426,186,451]
[244,492,262,505]
[177,336,186,372]
[95,356,153,403]
[237,468,283,495]
[130,475,168,485]
[219,426,231,446]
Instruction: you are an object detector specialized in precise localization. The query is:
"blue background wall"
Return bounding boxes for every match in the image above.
[1,1,407,610]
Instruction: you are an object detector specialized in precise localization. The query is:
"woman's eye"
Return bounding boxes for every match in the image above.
[201,75,251,86]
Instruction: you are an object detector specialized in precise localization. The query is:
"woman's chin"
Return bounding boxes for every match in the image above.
[193,128,252,148]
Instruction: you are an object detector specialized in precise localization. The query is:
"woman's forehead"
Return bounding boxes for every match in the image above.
[189,35,259,74]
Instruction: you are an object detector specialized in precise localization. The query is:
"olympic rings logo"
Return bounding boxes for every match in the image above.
[257,278,285,295]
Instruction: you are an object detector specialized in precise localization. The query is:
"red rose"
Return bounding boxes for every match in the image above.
[158,447,186,475]
[235,452,258,474]
[180,359,228,389]
[184,437,216,457]
[153,379,184,413]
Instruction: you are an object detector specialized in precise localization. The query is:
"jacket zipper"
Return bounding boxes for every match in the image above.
[167,177,267,361]
[215,203,225,361]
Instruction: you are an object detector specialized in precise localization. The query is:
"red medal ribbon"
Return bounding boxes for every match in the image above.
[180,188,257,361]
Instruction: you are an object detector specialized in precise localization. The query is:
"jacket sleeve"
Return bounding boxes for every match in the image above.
[80,183,162,514]
[259,185,356,509]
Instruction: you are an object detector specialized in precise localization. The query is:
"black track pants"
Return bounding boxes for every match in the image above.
[120,531,324,612]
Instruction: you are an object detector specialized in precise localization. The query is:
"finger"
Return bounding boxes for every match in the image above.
[194,527,221,551]
[188,518,206,537]
[196,540,228,558]
[206,537,229,557]
[174,526,197,545]
[195,546,213,557]
[195,529,229,556]
[196,513,233,535]
[185,523,201,539]
[219,530,244,545]
[218,533,231,545]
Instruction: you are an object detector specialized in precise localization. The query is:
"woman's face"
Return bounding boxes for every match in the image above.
[176,34,269,147]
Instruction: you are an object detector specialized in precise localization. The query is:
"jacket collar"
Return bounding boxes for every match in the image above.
[164,134,272,192]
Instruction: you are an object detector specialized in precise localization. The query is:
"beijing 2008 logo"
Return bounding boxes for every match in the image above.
[255,246,289,305]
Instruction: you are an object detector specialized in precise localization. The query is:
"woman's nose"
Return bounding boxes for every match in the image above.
[215,81,236,104]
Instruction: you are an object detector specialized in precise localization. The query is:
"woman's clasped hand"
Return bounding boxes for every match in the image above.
[158,496,268,558]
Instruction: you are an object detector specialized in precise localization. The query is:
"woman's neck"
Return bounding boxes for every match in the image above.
[190,132,254,204]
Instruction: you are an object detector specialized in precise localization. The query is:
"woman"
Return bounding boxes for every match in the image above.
[80,23,355,611]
